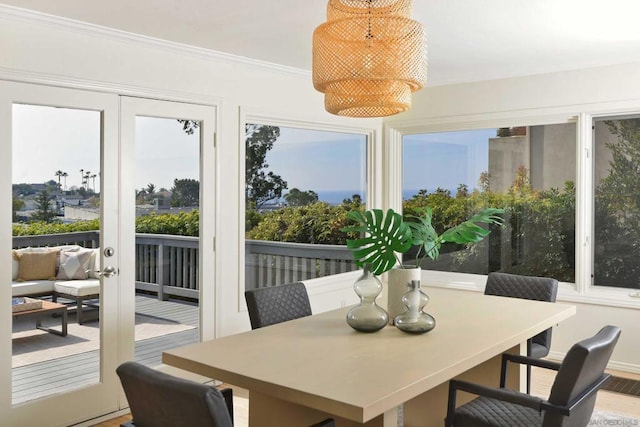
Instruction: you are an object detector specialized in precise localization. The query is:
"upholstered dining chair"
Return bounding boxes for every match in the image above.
[117,361,335,427]
[244,281,312,329]
[445,325,621,427]
[484,272,559,393]
[116,361,234,427]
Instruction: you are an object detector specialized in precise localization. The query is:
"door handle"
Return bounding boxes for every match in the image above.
[96,266,118,278]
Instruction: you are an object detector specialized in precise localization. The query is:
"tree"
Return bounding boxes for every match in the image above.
[31,189,57,222]
[170,178,200,207]
[12,197,25,222]
[245,124,287,208]
[284,188,318,206]
[146,183,156,195]
[177,120,199,135]
[54,170,65,191]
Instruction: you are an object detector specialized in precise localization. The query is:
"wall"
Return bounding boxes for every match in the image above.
[384,62,640,372]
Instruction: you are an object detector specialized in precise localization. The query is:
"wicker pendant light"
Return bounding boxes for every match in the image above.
[313,0,427,117]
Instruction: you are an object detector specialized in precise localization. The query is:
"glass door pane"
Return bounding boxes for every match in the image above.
[133,116,201,366]
[11,104,102,403]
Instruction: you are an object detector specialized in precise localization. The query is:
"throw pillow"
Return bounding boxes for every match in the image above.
[16,250,57,281]
[12,250,19,281]
[57,249,92,280]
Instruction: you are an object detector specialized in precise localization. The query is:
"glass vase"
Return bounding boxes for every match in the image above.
[394,280,436,334]
[346,265,389,333]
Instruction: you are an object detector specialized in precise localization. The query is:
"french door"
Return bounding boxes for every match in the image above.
[119,97,217,366]
[0,82,216,425]
[0,82,121,425]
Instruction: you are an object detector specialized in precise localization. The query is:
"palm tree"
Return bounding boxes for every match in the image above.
[54,170,64,191]
[83,170,91,191]
[146,183,156,195]
[90,174,97,193]
[62,172,69,191]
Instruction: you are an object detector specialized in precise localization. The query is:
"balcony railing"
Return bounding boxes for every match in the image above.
[12,232,357,298]
[245,240,357,289]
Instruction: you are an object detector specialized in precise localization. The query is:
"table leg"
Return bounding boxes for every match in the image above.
[402,343,524,427]
[35,308,68,337]
[248,390,389,427]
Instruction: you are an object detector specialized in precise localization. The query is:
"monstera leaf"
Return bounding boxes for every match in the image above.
[440,208,505,244]
[342,209,412,275]
[405,207,440,261]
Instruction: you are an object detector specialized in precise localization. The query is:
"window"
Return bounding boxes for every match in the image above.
[244,124,367,289]
[593,116,640,289]
[402,123,576,282]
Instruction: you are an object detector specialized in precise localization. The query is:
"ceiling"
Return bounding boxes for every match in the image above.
[4,0,640,86]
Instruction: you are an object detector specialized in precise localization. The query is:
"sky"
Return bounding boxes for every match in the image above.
[403,129,494,194]
[12,105,199,192]
[12,104,495,200]
[263,127,367,193]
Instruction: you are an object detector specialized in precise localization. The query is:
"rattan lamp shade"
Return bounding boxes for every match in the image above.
[313,0,427,117]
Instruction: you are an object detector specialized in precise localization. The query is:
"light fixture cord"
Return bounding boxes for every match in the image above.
[366,0,374,47]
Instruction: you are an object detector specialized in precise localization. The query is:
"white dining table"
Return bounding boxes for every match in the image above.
[163,287,576,427]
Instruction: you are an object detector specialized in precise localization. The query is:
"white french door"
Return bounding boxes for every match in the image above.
[0,83,217,425]
[0,82,121,425]
[119,97,217,366]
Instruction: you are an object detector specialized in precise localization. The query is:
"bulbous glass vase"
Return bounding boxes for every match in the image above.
[346,265,389,333]
[394,280,436,334]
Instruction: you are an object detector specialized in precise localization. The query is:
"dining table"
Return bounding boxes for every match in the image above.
[163,286,576,427]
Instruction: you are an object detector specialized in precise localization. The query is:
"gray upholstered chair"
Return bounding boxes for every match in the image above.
[445,325,621,427]
[485,272,559,393]
[116,361,234,427]
[244,281,312,329]
[117,361,335,427]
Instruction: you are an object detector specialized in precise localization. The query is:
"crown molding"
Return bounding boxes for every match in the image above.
[0,4,310,78]
[0,66,224,107]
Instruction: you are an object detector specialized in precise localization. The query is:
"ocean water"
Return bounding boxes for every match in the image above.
[313,189,443,205]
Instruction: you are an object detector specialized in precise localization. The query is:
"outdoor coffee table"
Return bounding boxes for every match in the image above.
[12,300,68,337]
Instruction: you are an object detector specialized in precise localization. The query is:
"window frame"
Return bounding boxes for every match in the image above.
[386,112,639,308]
[239,109,378,309]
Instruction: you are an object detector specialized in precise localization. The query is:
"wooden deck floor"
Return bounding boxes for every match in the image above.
[12,294,199,405]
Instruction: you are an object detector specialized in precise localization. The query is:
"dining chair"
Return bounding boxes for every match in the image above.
[117,361,335,427]
[484,271,559,393]
[117,361,234,427]
[445,325,621,427]
[244,281,312,329]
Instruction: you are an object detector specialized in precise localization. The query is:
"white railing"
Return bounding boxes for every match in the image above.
[245,239,357,289]
[13,232,357,298]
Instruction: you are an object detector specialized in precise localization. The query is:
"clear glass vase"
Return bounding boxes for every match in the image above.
[394,280,436,334]
[346,265,389,333]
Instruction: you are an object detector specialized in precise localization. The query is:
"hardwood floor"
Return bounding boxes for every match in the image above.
[92,369,639,426]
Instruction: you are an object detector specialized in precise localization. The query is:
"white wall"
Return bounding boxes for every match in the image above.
[384,63,640,372]
[0,6,382,339]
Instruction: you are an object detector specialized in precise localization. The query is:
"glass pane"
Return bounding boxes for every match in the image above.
[11,104,101,404]
[245,124,366,290]
[403,124,576,282]
[133,117,200,366]
[594,117,640,289]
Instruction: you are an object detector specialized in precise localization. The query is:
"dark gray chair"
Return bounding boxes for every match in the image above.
[117,361,233,427]
[485,272,559,393]
[244,282,312,329]
[445,325,621,427]
[117,361,335,427]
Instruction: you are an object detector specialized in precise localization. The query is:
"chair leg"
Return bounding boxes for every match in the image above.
[526,364,532,394]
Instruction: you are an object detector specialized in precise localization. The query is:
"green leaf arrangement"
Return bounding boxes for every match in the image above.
[342,206,504,275]
[342,209,412,275]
